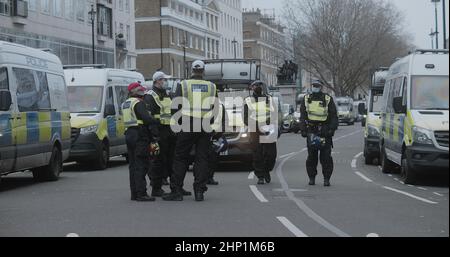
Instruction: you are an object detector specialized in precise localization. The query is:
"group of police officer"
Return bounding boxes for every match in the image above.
[122,60,338,202]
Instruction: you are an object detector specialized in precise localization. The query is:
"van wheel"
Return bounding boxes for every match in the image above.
[380,146,395,174]
[33,146,62,182]
[94,143,109,170]
[401,154,418,185]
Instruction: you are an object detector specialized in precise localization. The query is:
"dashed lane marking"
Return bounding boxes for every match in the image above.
[355,172,373,183]
[433,192,444,197]
[249,185,268,203]
[382,186,438,204]
[277,217,308,237]
[66,233,80,237]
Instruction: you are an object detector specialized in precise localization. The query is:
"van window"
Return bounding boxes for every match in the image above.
[68,86,103,113]
[115,86,129,115]
[14,68,39,112]
[386,78,402,113]
[402,77,408,106]
[47,74,69,111]
[411,76,449,110]
[0,67,8,90]
[105,87,115,113]
[36,71,51,110]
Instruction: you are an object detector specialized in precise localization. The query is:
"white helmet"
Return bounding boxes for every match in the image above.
[192,60,205,70]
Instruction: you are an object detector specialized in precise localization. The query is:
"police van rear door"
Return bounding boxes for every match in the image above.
[0,66,16,174]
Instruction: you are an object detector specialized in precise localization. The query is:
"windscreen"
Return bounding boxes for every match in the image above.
[411,76,449,110]
[68,86,104,113]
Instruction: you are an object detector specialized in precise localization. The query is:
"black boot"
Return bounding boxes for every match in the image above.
[309,177,316,186]
[181,188,192,196]
[194,190,205,202]
[151,188,167,197]
[324,178,331,187]
[135,195,156,202]
[257,177,265,185]
[162,191,183,201]
[264,174,271,184]
[207,178,219,185]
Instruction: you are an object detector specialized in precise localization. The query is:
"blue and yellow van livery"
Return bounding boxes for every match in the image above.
[380,49,449,184]
[64,68,144,170]
[0,41,70,181]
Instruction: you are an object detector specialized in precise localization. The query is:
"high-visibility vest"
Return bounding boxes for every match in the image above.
[122,97,144,129]
[181,79,217,119]
[304,94,331,122]
[148,90,173,125]
[245,96,274,123]
[211,103,224,131]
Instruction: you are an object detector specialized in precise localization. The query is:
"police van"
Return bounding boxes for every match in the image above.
[335,96,355,125]
[362,67,389,165]
[380,49,449,184]
[64,67,144,169]
[0,41,71,182]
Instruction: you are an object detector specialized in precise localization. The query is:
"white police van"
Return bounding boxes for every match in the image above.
[380,49,449,184]
[64,67,144,169]
[0,41,71,182]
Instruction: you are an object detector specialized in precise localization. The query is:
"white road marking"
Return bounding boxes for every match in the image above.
[383,186,438,204]
[366,233,380,237]
[387,174,393,177]
[249,185,268,203]
[277,217,308,237]
[354,172,373,182]
[351,159,357,169]
[433,192,444,197]
[417,187,428,191]
[273,188,308,192]
[63,162,76,166]
[248,172,255,180]
[279,152,298,159]
[66,233,80,237]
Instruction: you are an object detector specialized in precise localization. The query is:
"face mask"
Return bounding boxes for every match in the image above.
[312,87,321,93]
[254,87,263,95]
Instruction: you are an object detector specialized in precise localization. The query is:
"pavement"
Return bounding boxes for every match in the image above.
[0,125,448,237]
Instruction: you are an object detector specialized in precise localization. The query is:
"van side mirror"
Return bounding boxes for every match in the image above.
[104,104,116,117]
[0,91,12,111]
[358,103,367,115]
[393,97,406,114]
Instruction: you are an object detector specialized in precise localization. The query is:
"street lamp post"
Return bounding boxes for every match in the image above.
[231,38,238,59]
[430,29,436,49]
[88,5,96,64]
[431,0,440,49]
[182,36,187,79]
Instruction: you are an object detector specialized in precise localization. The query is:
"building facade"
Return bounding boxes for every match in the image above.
[0,0,136,69]
[216,0,243,59]
[243,9,292,87]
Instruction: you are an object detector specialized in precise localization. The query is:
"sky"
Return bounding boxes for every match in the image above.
[242,0,450,49]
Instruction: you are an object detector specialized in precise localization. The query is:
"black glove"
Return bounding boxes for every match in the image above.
[301,131,307,138]
[321,129,334,138]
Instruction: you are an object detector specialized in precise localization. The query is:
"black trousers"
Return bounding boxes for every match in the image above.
[251,132,277,178]
[126,128,150,197]
[306,137,333,179]
[148,126,176,189]
[208,145,218,180]
[171,132,211,193]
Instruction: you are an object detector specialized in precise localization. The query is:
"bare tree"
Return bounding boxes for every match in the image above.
[284,0,413,96]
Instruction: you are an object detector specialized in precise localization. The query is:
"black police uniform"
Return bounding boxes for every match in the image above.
[164,75,220,201]
[244,92,278,184]
[124,98,159,200]
[299,92,338,185]
[144,87,177,195]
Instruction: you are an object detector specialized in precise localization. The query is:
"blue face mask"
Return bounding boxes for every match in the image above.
[312,87,321,93]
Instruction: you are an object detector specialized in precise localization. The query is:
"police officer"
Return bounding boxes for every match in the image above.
[123,82,159,201]
[144,71,192,197]
[244,81,278,185]
[299,80,338,187]
[163,60,220,202]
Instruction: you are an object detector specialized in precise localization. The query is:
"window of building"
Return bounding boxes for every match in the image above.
[53,0,63,17]
[76,0,85,22]
[126,25,131,44]
[119,0,124,11]
[65,0,74,20]
[98,5,113,38]
[27,0,37,12]
[0,0,10,16]
[41,0,50,14]
[0,67,9,91]
[126,0,130,13]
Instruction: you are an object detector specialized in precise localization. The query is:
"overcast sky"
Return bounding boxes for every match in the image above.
[242,0,450,49]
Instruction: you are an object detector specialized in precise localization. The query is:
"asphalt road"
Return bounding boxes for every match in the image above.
[0,125,448,237]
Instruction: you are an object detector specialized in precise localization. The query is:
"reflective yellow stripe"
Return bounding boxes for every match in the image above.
[245,97,272,123]
[16,113,27,145]
[38,112,51,142]
[305,95,330,122]
[150,90,173,125]
[181,80,216,118]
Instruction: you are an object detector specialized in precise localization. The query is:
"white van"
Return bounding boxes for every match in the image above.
[0,41,71,181]
[335,96,355,125]
[380,49,449,184]
[64,67,144,169]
